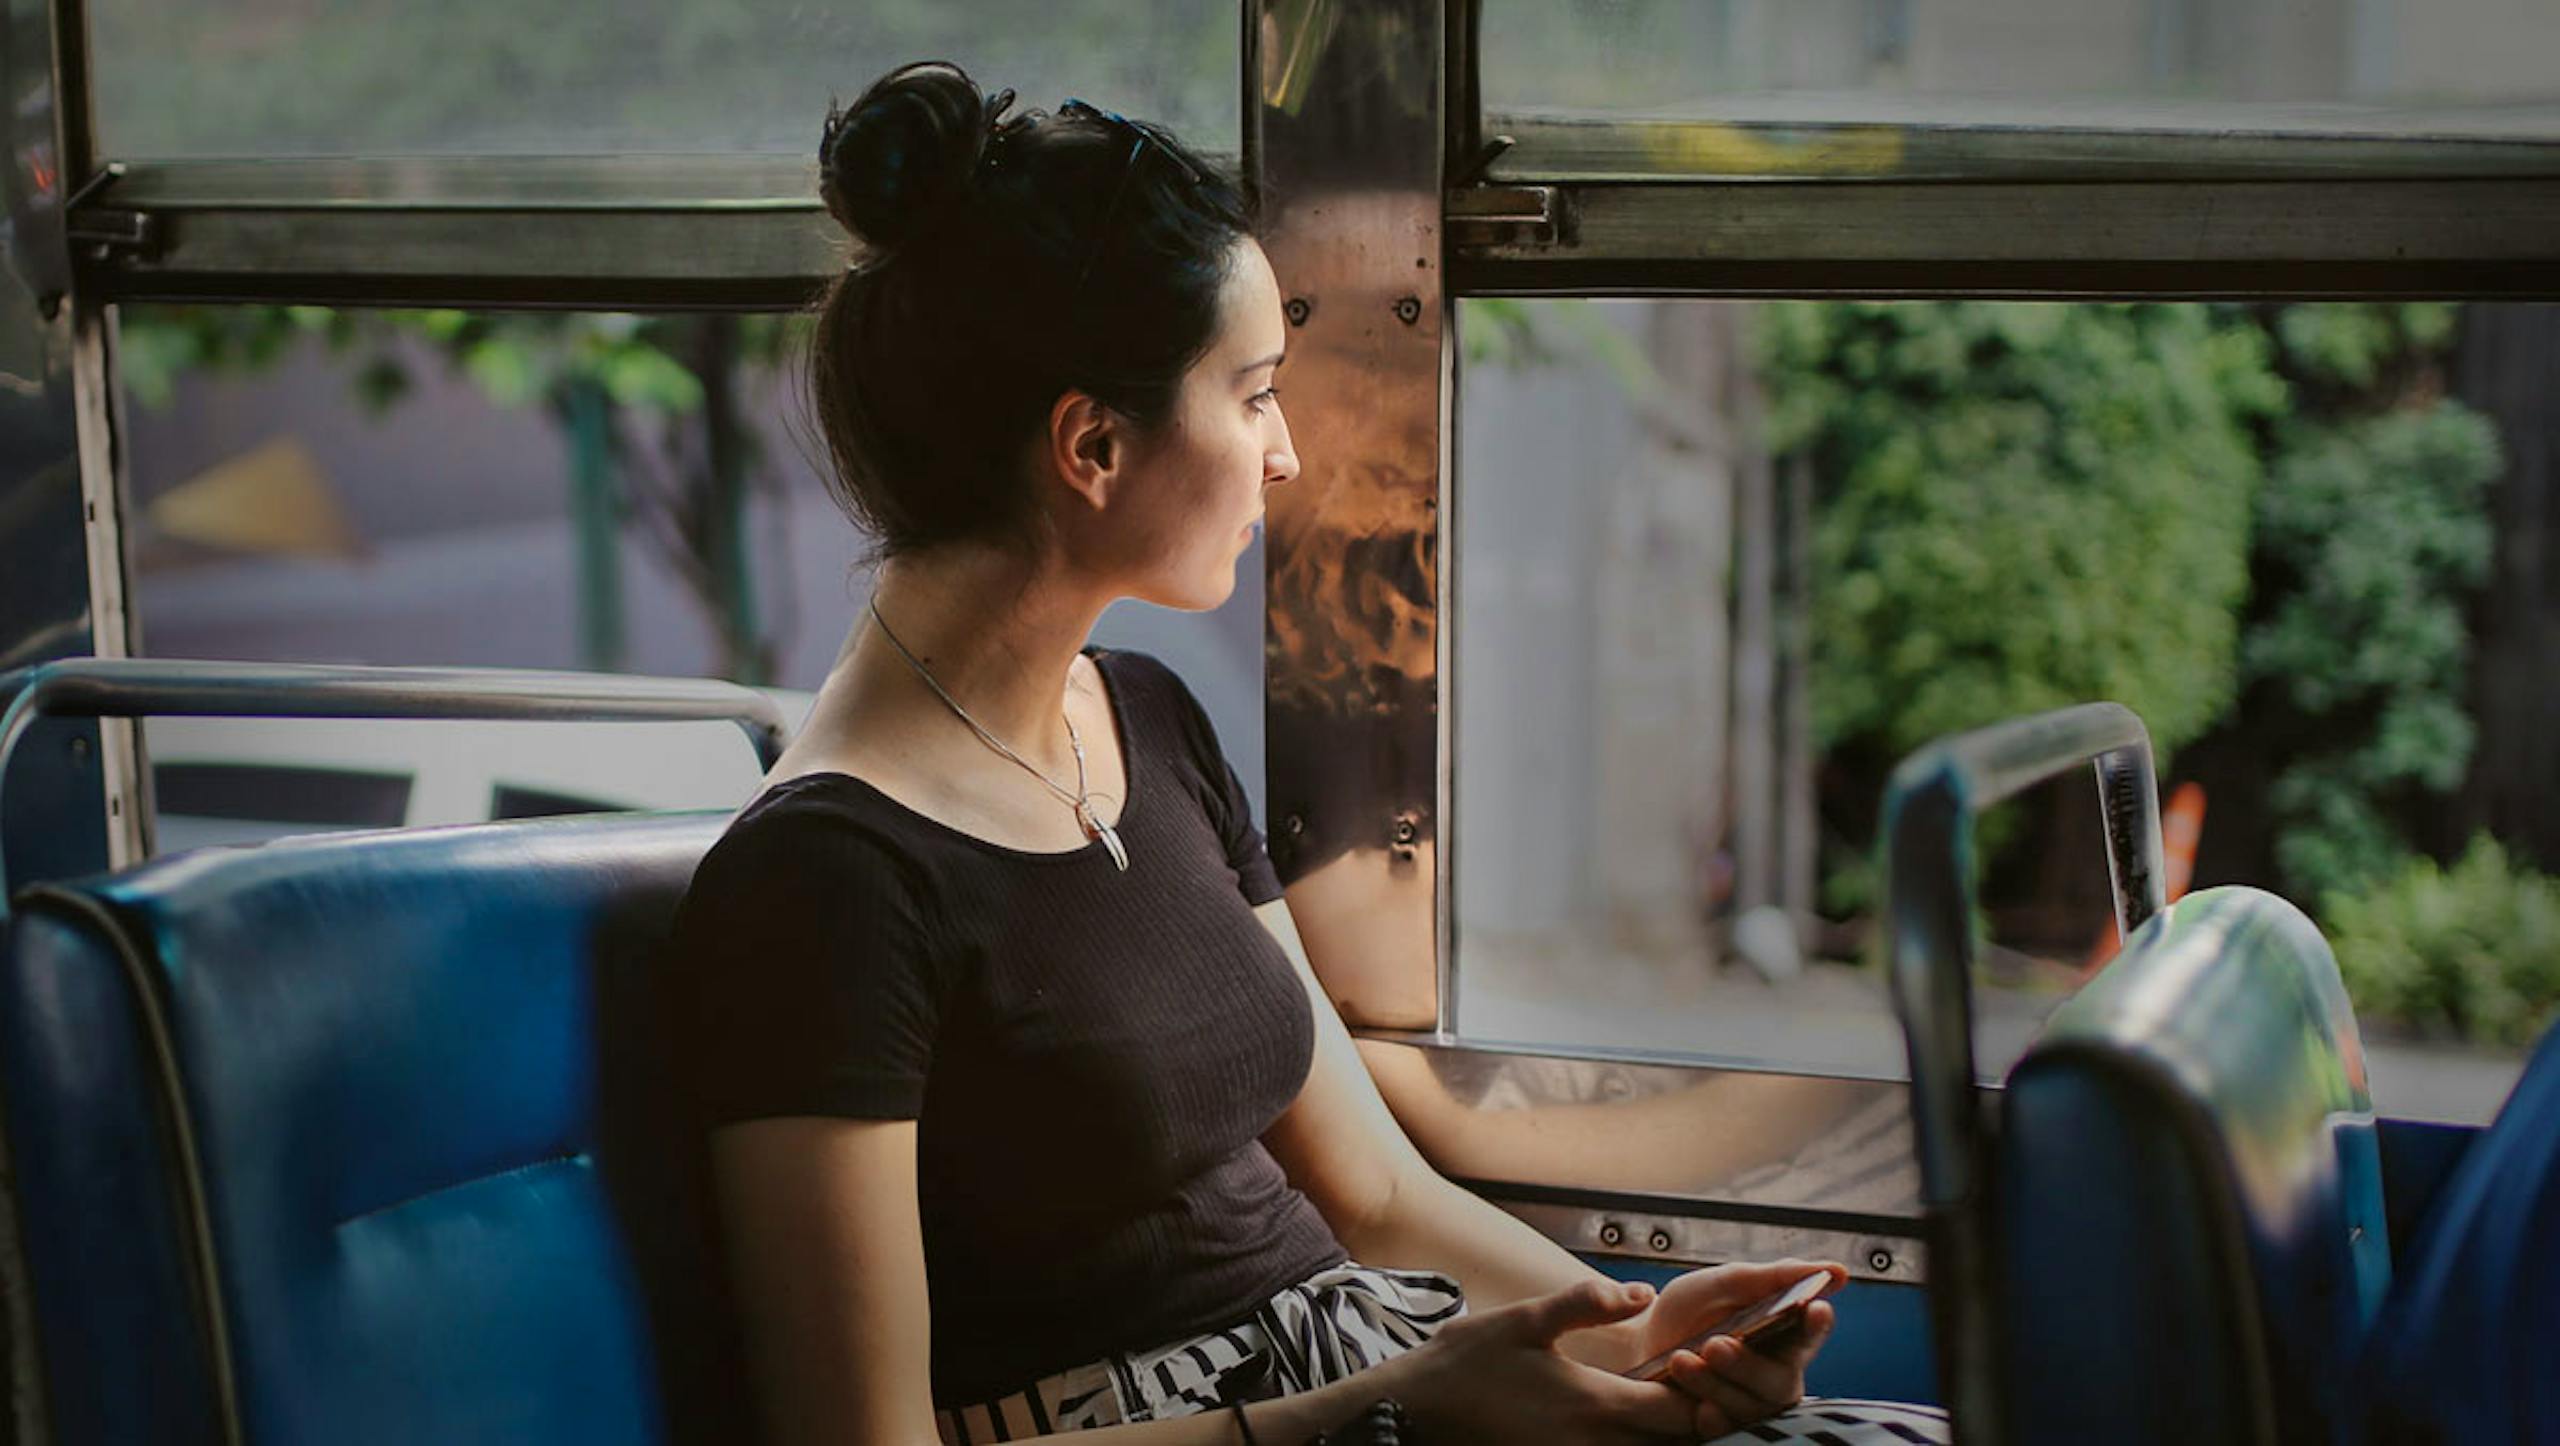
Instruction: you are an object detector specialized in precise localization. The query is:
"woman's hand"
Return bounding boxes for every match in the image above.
[1600,1259,1847,1440]
[1378,1278,1699,1445]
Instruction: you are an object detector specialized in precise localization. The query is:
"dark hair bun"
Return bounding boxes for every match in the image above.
[806,61,1255,560]
[819,61,1002,255]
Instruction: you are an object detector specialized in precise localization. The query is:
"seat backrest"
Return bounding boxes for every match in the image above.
[2358,1018,2560,1443]
[1997,886,2391,1446]
[0,809,746,1446]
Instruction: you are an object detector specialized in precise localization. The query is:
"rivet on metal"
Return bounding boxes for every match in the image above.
[1598,1221,1625,1248]
[1284,297,1313,327]
[1392,295,1422,325]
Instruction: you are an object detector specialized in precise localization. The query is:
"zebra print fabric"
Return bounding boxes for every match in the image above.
[933,1259,1951,1444]
[935,1263,1462,1443]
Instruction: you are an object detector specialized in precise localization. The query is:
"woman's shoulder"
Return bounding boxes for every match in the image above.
[681,775,935,928]
[1087,643,1177,699]
[1088,645,1218,746]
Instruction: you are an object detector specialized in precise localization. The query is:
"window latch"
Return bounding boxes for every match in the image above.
[64,163,163,267]
[1445,185,1567,251]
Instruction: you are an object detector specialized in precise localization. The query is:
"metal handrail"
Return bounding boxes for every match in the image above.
[0,658,789,902]
[1879,701,2165,1446]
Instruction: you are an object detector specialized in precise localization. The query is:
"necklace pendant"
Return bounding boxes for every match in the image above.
[1079,801,1130,872]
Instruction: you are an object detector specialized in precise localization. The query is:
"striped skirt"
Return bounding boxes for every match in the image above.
[933,1260,1951,1444]
[935,1262,1462,1443]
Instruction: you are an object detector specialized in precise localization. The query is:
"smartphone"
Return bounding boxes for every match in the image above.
[1623,1271,1833,1384]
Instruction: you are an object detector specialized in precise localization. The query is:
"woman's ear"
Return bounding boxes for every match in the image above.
[1046,389,1121,513]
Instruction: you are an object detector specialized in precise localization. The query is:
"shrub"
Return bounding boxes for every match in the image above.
[2246,396,2503,900]
[1758,302,2278,764]
[2326,836,2560,1047]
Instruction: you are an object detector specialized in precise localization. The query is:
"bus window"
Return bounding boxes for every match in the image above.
[89,2,1238,165]
[490,783,626,819]
[118,303,1270,838]
[1478,0,2560,181]
[150,760,410,851]
[1453,296,2557,1124]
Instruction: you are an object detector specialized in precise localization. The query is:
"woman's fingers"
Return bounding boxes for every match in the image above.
[1777,1299,1838,1368]
[1744,1258,1850,1300]
[1662,1350,1760,1436]
[1507,1278,1656,1347]
[1581,1357,1723,1438]
[1695,1335,1804,1412]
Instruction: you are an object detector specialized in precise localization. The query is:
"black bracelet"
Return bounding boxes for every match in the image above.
[1306,1397,1410,1446]
[1229,1398,1262,1446]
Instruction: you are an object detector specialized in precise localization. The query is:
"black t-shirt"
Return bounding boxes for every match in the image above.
[664,647,1349,1406]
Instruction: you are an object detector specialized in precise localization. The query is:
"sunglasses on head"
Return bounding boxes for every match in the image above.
[1058,98,1204,301]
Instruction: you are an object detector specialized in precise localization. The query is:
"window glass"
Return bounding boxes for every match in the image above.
[92,3,1237,162]
[150,761,412,852]
[491,783,629,820]
[1482,0,2560,176]
[120,302,1267,841]
[1454,297,2559,1123]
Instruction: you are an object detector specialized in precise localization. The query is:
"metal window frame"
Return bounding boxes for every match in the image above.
[1446,175,2560,299]
[73,171,2560,308]
[1485,112,2560,185]
[46,0,147,871]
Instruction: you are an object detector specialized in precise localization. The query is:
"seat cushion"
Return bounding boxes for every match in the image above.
[2359,1020,2560,1443]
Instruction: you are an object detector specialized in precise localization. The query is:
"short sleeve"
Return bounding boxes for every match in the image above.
[1125,652,1284,907]
[665,795,946,1125]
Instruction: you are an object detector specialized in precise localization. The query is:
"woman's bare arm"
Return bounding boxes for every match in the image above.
[1252,898,1865,1372]
[711,1114,1439,1446]
[713,1118,941,1446]
[1251,901,1633,1366]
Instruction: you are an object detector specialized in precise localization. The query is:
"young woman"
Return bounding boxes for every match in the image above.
[664,61,1949,1446]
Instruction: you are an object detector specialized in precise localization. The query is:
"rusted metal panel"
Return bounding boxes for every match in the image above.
[1253,0,1447,1030]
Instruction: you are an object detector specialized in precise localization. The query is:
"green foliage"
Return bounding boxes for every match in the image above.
[2246,307,2503,900]
[2275,303,2460,391]
[121,307,791,424]
[2327,836,2560,1047]
[1757,302,2280,762]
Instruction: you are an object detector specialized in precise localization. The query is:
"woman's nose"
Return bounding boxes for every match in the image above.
[1266,423,1301,487]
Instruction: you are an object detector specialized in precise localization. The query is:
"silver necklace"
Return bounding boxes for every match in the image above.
[866,596,1129,872]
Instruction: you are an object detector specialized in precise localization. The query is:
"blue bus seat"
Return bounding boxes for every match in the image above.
[0,810,748,1446]
[1997,886,2391,1446]
[2358,1018,2560,1444]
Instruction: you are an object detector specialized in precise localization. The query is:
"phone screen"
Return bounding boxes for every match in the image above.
[1624,1271,1833,1383]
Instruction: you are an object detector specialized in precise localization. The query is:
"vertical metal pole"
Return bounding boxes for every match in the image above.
[1884,768,2005,1446]
[1254,0,1449,1031]
[696,314,765,685]
[565,379,627,673]
[1779,451,1817,930]
[52,0,144,868]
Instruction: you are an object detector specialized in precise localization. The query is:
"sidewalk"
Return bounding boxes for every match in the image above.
[1458,940,2525,1125]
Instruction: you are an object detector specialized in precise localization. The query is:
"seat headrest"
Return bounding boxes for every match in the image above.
[1998,886,2389,1446]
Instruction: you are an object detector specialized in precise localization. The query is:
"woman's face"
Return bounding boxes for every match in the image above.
[1104,237,1300,611]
